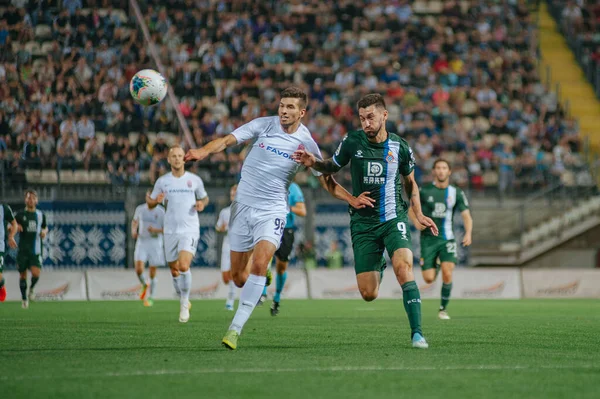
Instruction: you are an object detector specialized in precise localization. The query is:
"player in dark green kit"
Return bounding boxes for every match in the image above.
[0,203,18,302]
[14,190,48,308]
[293,94,438,349]
[409,159,473,320]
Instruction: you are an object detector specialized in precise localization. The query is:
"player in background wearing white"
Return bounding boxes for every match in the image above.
[131,189,166,307]
[185,87,373,350]
[148,146,209,323]
[216,184,238,311]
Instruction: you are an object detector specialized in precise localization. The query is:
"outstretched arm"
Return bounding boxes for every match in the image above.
[408,207,426,231]
[318,175,375,209]
[404,172,438,236]
[292,150,342,174]
[184,134,238,162]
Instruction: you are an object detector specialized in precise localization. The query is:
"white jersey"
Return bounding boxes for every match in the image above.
[232,116,322,212]
[150,171,208,234]
[133,203,165,240]
[216,205,231,245]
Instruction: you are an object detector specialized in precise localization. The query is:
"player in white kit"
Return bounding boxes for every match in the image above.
[148,146,209,323]
[216,184,238,311]
[131,189,166,307]
[184,87,375,349]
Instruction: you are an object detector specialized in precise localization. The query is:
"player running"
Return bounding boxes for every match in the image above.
[293,93,438,349]
[269,180,305,316]
[409,159,473,320]
[14,190,48,309]
[0,203,18,302]
[216,184,238,311]
[148,146,209,323]
[132,189,166,307]
[184,87,369,350]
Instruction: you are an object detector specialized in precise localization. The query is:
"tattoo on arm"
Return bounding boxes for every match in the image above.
[313,159,341,174]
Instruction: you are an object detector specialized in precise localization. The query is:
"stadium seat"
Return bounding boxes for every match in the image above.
[40,41,54,55]
[73,171,90,183]
[560,171,576,187]
[24,41,41,55]
[112,10,128,24]
[41,170,58,184]
[34,25,52,40]
[428,1,444,14]
[482,171,499,186]
[80,8,92,16]
[140,171,150,183]
[25,169,43,184]
[89,171,108,184]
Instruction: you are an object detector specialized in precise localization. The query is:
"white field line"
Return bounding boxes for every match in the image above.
[2,364,599,381]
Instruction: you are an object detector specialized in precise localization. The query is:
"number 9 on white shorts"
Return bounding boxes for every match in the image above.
[163,233,200,263]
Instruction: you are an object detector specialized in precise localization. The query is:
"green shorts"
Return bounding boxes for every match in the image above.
[17,252,43,273]
[350,217,412,275]
[420,236,457,270]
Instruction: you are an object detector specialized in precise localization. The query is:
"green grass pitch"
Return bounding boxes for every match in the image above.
[1,299,599,399]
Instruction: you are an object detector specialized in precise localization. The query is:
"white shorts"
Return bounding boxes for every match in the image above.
[228,201,287,253]
[134,239,165,267]
[163,233,200,263]
[220,239,231,272]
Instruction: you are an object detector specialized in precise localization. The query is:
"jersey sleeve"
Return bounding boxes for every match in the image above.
[457,188,470,211]
[288,184,305,206]
[150,178,163,200]
[41,212,47,229]
[231,117,266,143]
[15,211,23,226]
[3,204,15,223]
[157,208,165,228]
[399,142,416,176]
[332,134,352,168]
[195,176,208,200]
[132,205,141,221]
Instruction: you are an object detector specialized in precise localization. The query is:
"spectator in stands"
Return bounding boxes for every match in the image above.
[106,151,125,186]
[123,150,140,185]
[38,129,56,170]
[56,130,78,179]
[82,136,102,171]
[497,144,517,202]
[76,114,95,152]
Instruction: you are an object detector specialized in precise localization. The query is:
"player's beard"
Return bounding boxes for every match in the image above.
[364,120,384,139]
[280,115,298,129]
[436,174,450,183]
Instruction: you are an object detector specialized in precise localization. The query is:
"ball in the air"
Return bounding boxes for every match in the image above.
[129,69,168,106]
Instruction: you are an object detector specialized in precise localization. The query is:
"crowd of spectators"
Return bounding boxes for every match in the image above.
[0,0,592,193]
[548,0,600,96]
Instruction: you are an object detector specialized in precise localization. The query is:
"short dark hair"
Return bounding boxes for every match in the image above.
[433,159,451,170]
[280,86,307,108]
[25,189,38,198]
[357,94,386,110]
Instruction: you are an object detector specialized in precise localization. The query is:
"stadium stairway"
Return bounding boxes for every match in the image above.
[539,3,600,154]
[471,196,600,266]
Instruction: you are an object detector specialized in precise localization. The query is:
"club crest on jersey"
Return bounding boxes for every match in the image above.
[187,180,192,188]
[386,150,396,163]
[428,196,434,202]
[259,142,265,148]
[297,144,305,151]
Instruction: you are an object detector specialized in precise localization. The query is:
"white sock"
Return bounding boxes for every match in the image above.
[226,280,237,307]
[172,275,181,297]
[179,270,192,306]
[150,277,156,299]
[229,274,266,334]
[137,272,146,285]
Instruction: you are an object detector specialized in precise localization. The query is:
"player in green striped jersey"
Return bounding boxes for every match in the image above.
[410,159,473,320]
[14,189,48,308]
[0,203,18,302]
[294,94,438,349]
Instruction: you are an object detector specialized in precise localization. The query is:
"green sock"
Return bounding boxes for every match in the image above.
[31,276,40,290]
[401,281,422,338]
[441,282,452,311]
[19,279,27,300]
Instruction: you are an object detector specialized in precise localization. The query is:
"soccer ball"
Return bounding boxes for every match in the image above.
[129,69,168,106]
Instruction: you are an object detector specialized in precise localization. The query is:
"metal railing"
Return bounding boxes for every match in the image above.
[128,0,196,149]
